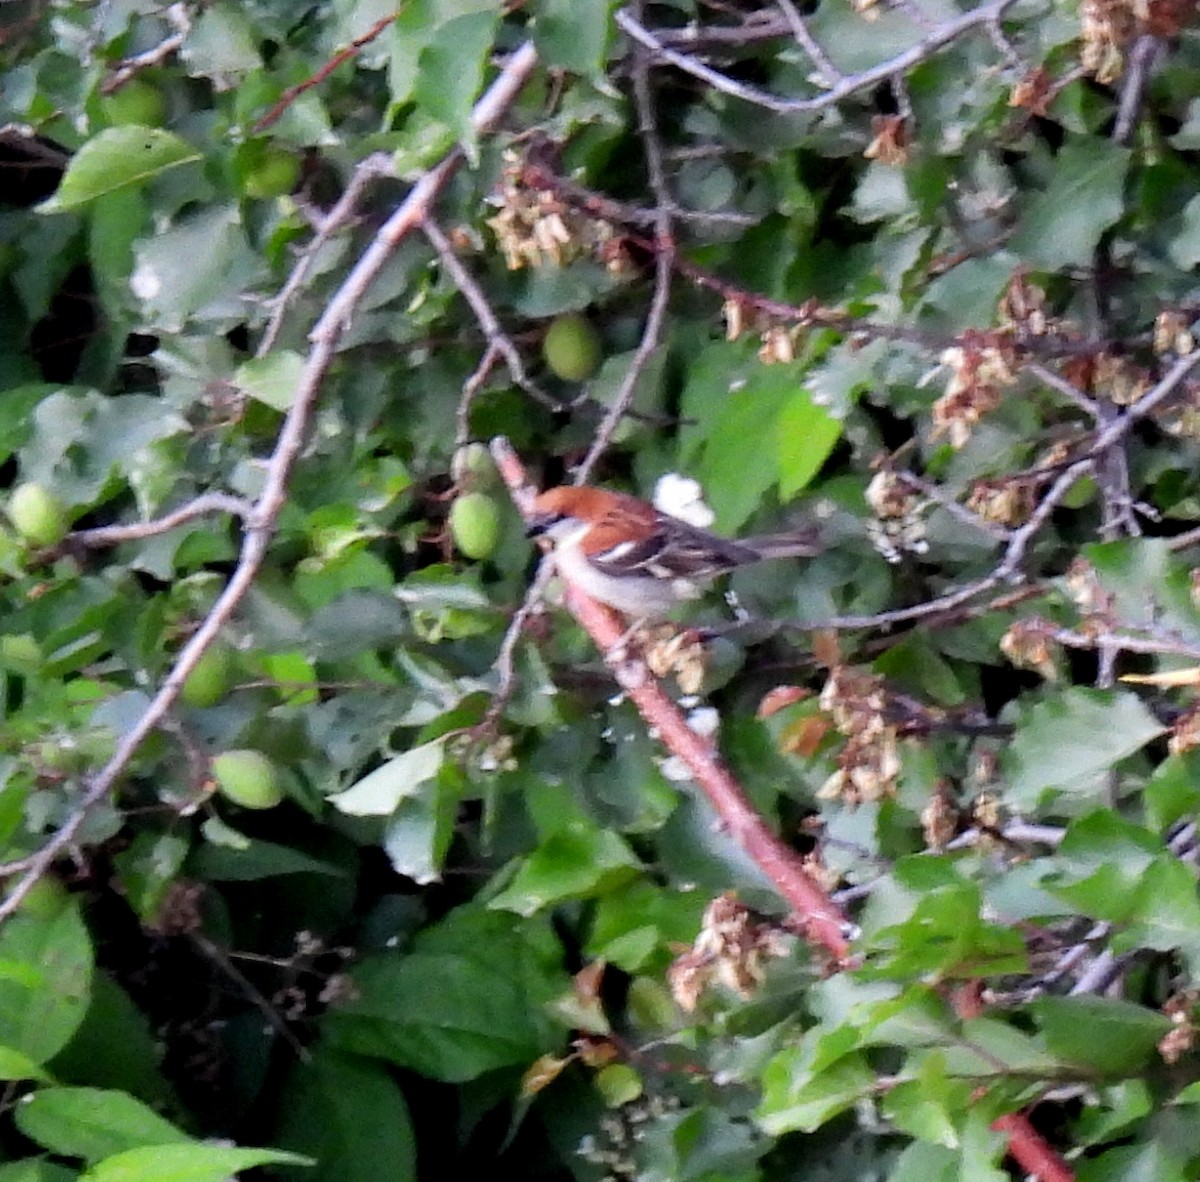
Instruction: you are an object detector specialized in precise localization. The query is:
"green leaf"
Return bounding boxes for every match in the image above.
[81,1144,310,1182]
[130,203,267,333]
[181,4,262,79]
[275,1047,415,1182]
[234,351,304,412]
[1034,997,1171,1076]
[487,821,642,916]
[680,346,836,530]
[381,764,464,884]
[0,903,93,1065]
[1002,689,1165,809]
[1010,138,1130,270]
[38,128,201,212]
[1049,811,1160,922]
[1169,194,1200,269]
[329,740,446,817]
[1118,856,1200,974]
[47,974,170,1106]
[326,906,569,1081]
[190,836,348,881]
[15,1087,190,1163]
[776,389,842,498]
[533,0,612,75]
[1076,1141,1185,1182]
[882,1055,967,1148]
[0,385,58,464]
[1144,753,1200,833]
[0,1045,50,1082]
[758,1051,876,1134]
[0,1162,78,1182]
[414,10,499,157]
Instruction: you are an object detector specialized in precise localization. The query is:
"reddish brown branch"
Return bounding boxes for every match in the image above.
[489,436,853,964]
[992,1113,1075,1182]
[253,12,400,131]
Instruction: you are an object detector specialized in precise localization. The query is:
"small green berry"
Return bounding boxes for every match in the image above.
[450,491,502,560]
[211,749,283,810]
[9,483,70,547]
[543,314,602,382]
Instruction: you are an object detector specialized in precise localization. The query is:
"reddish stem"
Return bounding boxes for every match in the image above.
[992,1113,1075,1182]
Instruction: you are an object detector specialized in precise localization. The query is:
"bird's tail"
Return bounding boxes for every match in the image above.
[743,526,822,561]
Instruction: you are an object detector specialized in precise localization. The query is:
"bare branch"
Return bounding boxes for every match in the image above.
[1024,360,1103,421]
[1113,35,1164,147]
[423,216,556,411]
[259,153,395,357]
[615,0,1020,115]
[577,25,676,484]
[60,493,253,551]
[774,0,842,88]
[100,3,190,93]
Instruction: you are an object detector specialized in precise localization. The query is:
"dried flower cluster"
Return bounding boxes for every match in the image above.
[1169,704,1200,756]
[921,784,959,852]
[577,1093,682,1180]
[965,476,1035,527]
[864,115,909,166]
[1080,0,1138,83]
[488,150,618,271]
[817,665,901,805]
[864,469,928,563]
[722,297,809,365]
[933,335,1017,448]
[644,625,709,695]
[667,893,791,1012]
[1082,0,1198,83]
[1064,556,1111,618]
[999,617,1060,680]
[1159,990,1199,1064]
[1009,67,1057,117]
[1153,310,1197,358]
[998,271,1049,337]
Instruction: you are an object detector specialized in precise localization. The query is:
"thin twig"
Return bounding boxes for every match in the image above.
[1024,361,1103,421]
[253,12,400,131]
[100,3,190,93]
[774,0,842,87]
[576,21,675,484]
[897,471,1012,541]
[455,343,502,451]
[615,0,1020,115]
[59,493,253,551]
[478,559,556,735]
[423,216,556,410]
[1113,35,1163,147]
[258,152,395,356]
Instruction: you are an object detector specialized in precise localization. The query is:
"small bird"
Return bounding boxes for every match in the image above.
[527,485,821,618]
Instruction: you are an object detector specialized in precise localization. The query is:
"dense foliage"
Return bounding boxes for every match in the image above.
[5,1,1200,1180]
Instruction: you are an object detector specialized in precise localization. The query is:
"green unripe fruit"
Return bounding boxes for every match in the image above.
[242,148,302,199]
[450,442,500,492]
[181,642,235,708]
[0,634,41,671]
[450,491,502,560]
[100,79,167,128]
[543,314,602,382]
[9,483,70,546]
[211,749,283,810]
